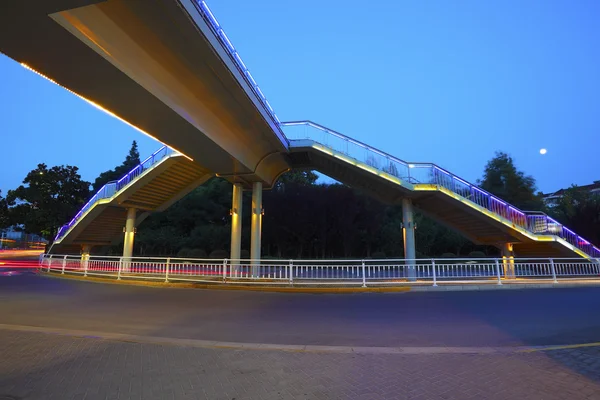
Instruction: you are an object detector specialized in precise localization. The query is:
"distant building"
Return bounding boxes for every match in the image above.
[543,181,600,207]
[0,227,47,250]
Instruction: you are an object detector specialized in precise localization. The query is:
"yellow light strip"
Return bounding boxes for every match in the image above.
[312,144,408,187]
[434,185,547,241]
[20,62,193,161]
[307,144,585,254]
[413,184,437,191]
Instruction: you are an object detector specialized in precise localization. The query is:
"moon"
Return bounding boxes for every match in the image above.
[540,148,547,155]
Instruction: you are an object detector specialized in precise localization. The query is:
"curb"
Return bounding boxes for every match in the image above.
[39,271,411,294]
[410,281,600,292]
[38,271,600,293]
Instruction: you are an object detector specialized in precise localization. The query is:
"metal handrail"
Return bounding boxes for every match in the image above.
[41,253,600,287]
[193,0,288,147]
[281,121,600,258]
[55,146,176,241]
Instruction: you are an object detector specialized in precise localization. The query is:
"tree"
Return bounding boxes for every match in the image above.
[549,186,600,246]
[92,141,140,192]
[274,170,318,191]
[7,164,90,240]
[0,191,10,230]
[478,152,544,211]
[135,178,232,256]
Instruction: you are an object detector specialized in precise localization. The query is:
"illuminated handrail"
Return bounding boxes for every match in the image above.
[55,146,176,241]
[194,1,288,147]
[282,121,600,258]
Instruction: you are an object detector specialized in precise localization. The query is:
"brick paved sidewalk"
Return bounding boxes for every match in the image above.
[0,330,599,400]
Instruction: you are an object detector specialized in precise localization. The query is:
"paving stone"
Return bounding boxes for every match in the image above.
[1,330,600,399]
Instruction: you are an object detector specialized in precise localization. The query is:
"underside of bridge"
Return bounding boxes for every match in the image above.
[2,2,598,262]
[0,0,290,188]
[50,152,210,254]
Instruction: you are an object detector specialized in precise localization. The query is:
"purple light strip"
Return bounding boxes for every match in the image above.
[283,121,600,257]
[546,216,562,225]
[434,167,452,176]
[55,146,173,240]
[454,176,470,186]
[490,197,506,206]
[197,1,285,136]
[508,206,525,216]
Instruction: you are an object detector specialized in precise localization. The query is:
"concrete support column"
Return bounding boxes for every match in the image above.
[81,244,91,274]
[123,207,136,260]
[402,198,417,281]
[250,182,263,276]
[230,183,243,266]
[502,243,515,279]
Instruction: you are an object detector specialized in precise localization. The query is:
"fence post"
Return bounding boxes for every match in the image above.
[550,258,558,283]
[289,260,294,286]
[222,258,228,282]
[47,254,52,272]
[361,260,367,288]
[61,255,67,274]
[494,259,502,285]
[117,257,123,280]
[431,259,437,287]
[165,258,171,283]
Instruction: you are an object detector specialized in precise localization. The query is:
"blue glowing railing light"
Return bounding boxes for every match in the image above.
[282,121,600,259]
[195,0,287,146]
[54,146,175,241]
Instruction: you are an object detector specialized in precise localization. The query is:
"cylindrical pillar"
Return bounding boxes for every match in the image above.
[250,182,263,276]
[81,244,91,274]
[402,198,417,281]
[502,243,515,279]
[123,207,136,259]
[230,183,243,265]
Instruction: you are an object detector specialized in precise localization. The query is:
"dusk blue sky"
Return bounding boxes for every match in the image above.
[2,0,599,197]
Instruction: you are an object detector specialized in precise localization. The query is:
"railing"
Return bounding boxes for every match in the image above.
[281,121,600,258]
[40,254,600,286]
[55,146,176,241]
[194,1,287,147]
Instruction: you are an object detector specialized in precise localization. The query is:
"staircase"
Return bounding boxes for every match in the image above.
[50,146,211,253]
[282,121,600,259]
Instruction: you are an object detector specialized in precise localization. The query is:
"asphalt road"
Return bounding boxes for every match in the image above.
[1,272,600,347]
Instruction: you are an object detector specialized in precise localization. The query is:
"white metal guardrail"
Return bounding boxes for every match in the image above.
[40,254,600,287]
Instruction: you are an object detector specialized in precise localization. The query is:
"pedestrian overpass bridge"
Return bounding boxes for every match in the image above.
[1,0,598,261]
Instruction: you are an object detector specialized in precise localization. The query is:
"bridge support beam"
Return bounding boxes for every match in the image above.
[80,244,91,274]
[502,243,515,279]
[402,198,417,281]
[123,208,137,266]
[250,182,263,276]
[230,183,243,269]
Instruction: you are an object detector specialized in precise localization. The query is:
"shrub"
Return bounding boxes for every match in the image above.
[209,249,228,259]
[440,252,456,258]
[188,248,207,259]
[371,251,386,259]
[468,251,486,258]
[177,248,191,258]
